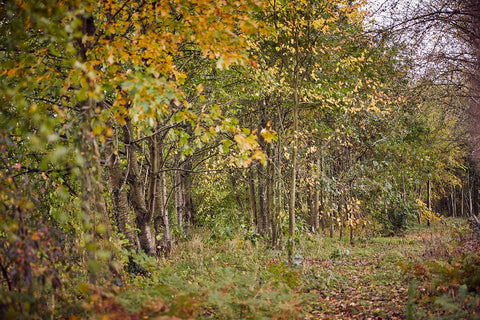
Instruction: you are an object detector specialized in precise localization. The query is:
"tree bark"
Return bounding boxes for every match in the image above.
[289,79,298,241]
[469,183,473,216]
[181,156,195,231]
[338,194,344,241]
[427,178,431,226]
[313,157,320,233]
[248,168,257,230]
[154,169,171,255]
[123,117,156,256]
[230,170,245,213]
[79,99,96,284]
[461,184,464,217]
[174,153,184,230]
[350,224,354,246]
[329,205,335,238]
[75,15,112,283]
[452,186,456,217]
[273,136,283,247]
[473,174,479,216]
[288,10,300,243]
[257,164,267,235]
[257,98,269,236]
[106,135,139,251]
[149,129,171,255]
[266,145,274,239]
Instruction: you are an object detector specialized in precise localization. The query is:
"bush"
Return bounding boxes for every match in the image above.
[378,198,418,236]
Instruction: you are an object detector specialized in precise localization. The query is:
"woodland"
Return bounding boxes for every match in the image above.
[1,0,480,319]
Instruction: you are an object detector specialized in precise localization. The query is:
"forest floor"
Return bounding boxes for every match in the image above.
[61,218,480,319]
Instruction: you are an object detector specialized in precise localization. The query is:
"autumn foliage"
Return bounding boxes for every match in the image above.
[1,0,480,318]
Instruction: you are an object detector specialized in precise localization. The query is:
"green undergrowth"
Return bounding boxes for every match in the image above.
[54,218,480,319]
[398,219,480,319]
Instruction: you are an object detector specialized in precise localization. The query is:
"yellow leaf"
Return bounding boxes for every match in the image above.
[105,127,113,137]
[261,128,276,143]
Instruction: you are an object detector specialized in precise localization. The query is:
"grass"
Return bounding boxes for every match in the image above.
[57,218,480,319]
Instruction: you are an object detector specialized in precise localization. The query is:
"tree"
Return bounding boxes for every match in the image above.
[370,0,480,217]
[0,0,266,315]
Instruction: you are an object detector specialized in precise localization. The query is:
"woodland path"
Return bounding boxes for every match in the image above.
[302,224,479,319]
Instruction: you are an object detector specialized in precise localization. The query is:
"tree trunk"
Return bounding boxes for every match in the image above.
[350,224,354,246]
[154,168,171,255]
[248,168,257,230]
[106,135,139,251]
[257,99,269,236]
[309,195,318,233]
[181,157,195,232]
[230,170,245,213]
[427,178,431,226]
[338,194,344,241]
[474,174,479,216]
[123,117,156,256]
[320,156,327,233]
[76,16,112,282]
[79,99,97,284]
[174,153,184,230]
[150,130,171,255]
[257,164,267,236]
[273,138,283,247]
[452,186,456,217]
[148,132,159,250]
[313,157,320,233]
[78,100,114,283]
[266,146,274,239]
[329,203,335,238]
[461,184,464,217]
[417,185,422,224]
[469,186,473,216]
[288,13,300,244]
